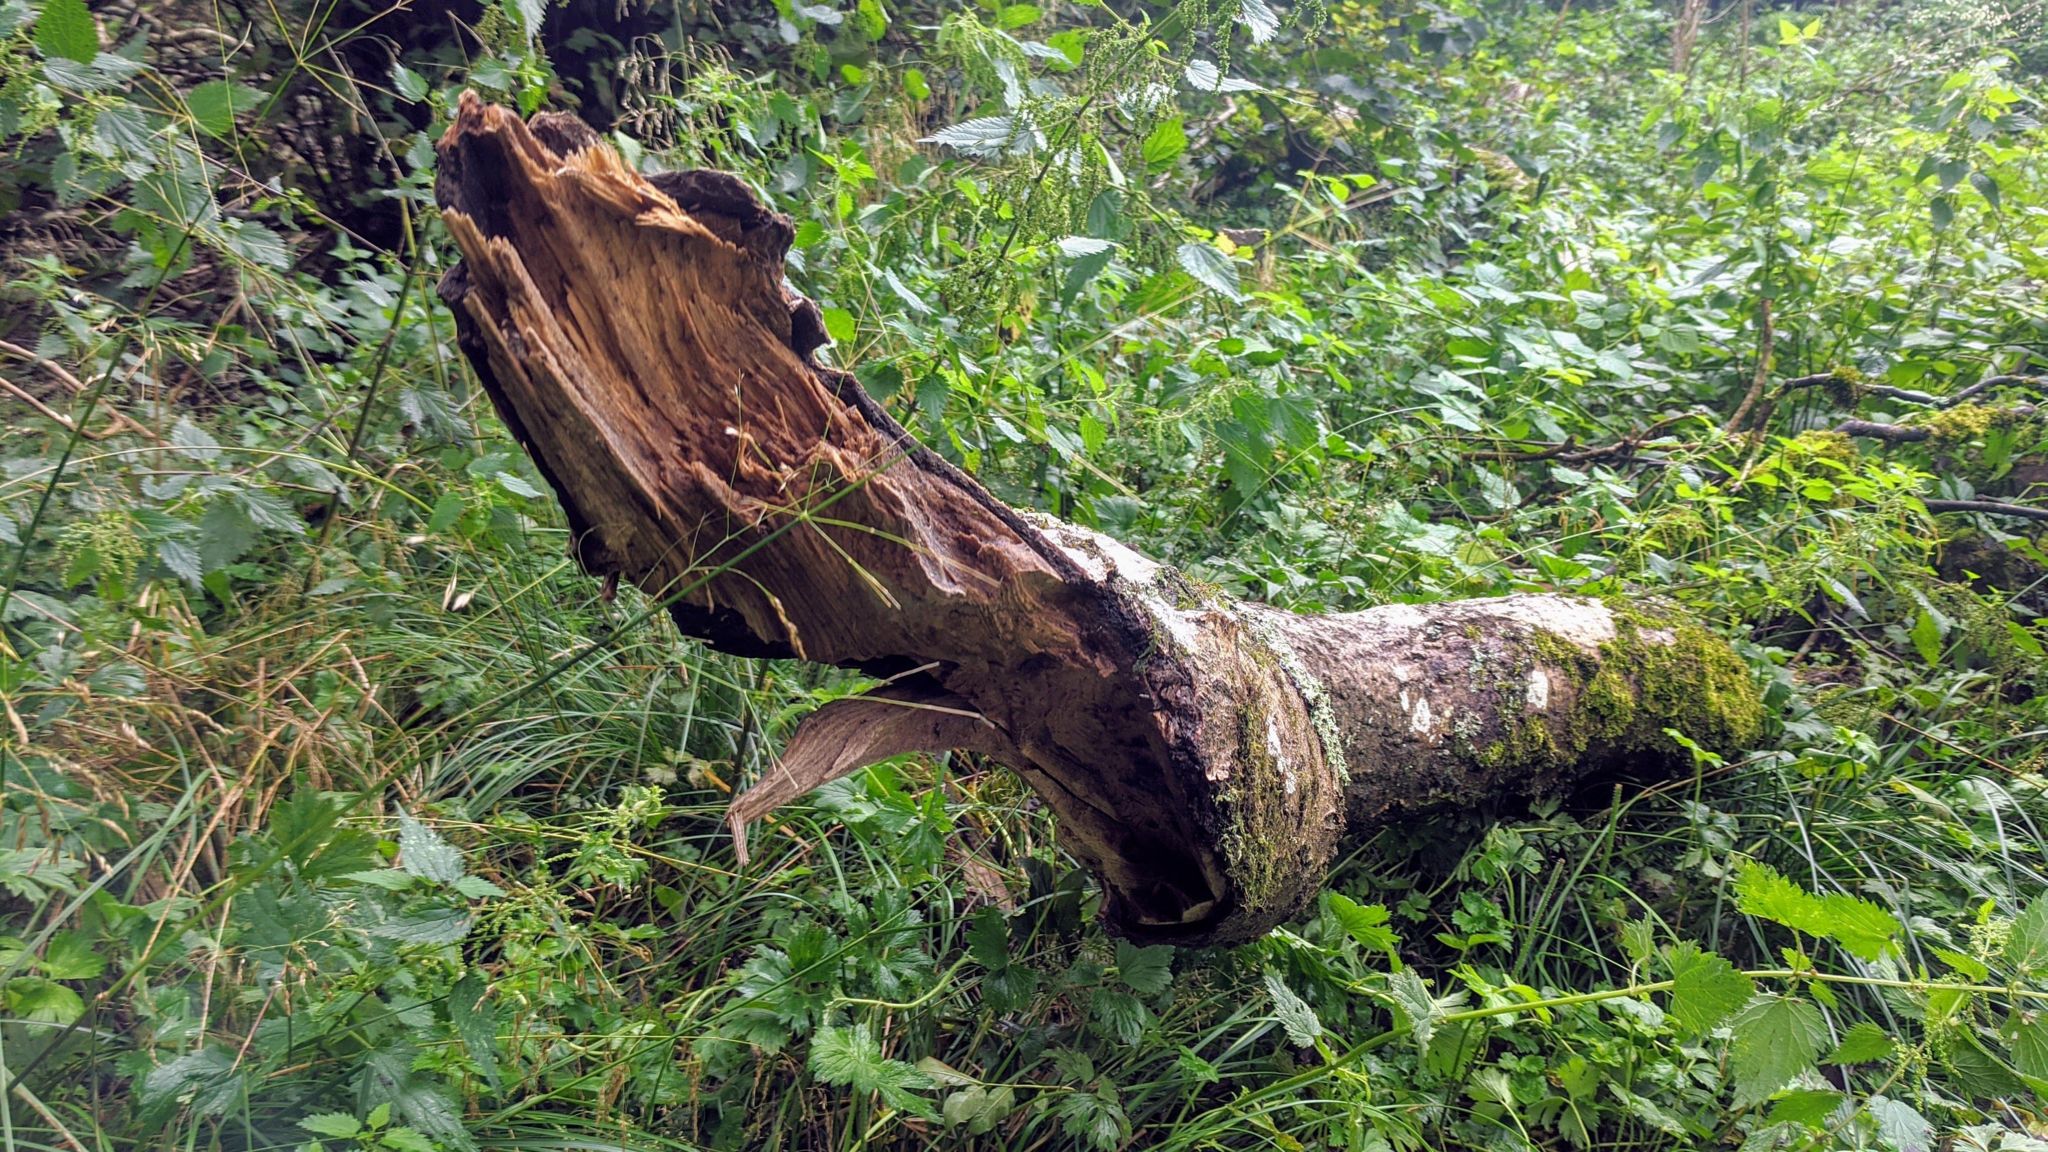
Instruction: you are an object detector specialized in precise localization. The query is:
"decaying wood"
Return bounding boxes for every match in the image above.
[434,95,1765,944]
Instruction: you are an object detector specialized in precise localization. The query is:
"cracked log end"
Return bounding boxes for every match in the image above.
[433,96,1766,944]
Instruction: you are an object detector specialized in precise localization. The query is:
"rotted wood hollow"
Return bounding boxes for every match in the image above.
[433,95,1765,944]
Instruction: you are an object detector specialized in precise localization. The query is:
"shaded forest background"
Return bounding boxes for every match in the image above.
[2,0,2047,1149]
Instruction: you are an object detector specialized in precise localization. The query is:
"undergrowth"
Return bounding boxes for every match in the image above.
[2,0,2046,1148]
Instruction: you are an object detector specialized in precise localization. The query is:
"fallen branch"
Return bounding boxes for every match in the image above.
[432,97,1765,942]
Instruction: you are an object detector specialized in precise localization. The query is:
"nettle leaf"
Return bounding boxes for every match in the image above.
[35,0,98,63]
[1263,970,1321,1046]
[501,0,546,43]
[1734,861,1899,960]
[1327,892,1398,956]
[1115,940,1173,995]
[1177,242,1245,302]
[185,81,267,138]
[1387,968,1440,1046]
[2005,892,2048,977]
[1140,117,1186,169]
[1866,1095,1933,1152]
[1727,994,1827,1107]
[397,813,464,883]
[808,1023,937,1120]
[920,115,1041,158]
[1183,59,1262,93]
[448,972,502,1092]
[2012,1017,2048,1082]
[1236,0,1279,42]
[1666,942,1754,1036]
[1766,1088,1843,1130]
[300,1113,363,1139]
[1824,1020,1894,1065]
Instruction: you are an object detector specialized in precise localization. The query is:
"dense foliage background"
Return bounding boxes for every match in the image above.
[2,0,2047,1148]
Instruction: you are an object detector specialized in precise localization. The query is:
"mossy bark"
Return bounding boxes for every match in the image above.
[434,97,1765,945]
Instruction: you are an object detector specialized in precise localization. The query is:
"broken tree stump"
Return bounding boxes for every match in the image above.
[433,95,1764,944]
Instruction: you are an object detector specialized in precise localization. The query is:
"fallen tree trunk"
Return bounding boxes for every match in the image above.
[433,95,1765,944]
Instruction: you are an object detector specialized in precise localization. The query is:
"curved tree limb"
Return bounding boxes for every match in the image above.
[432,96,1765,943]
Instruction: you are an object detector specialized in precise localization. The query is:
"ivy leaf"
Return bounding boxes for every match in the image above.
[1665,942,1754,1036]
[809,1023,937,1120]
[1823,1020,1894,1065]
[1177,242,1245,303]
[1115,940,1173,995]
[1263,970,1321,1046]
[1728,994,1827,1107]
[35,0,98,63]
[1327,893,1398,956]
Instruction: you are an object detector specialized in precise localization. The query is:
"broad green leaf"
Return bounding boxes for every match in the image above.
[1910,611,1943,665]
[821,306,857,346]
[38,932,105,980]
[1141,118,1187,169]
[921,115,1038,158]
[1866,1095,1932,1152]
[186,81,266,137]
[1115,940,1173,995]
[1823,1020,1894,1064]
[6,976,84,1023]
[809,1023,937,1120]
[1386,968,1439,1046]
[35,0,97,63]
[391,62,428,102]
[1177,242,1245,302]
[1728,994,1827,1107]
[448,972,502,1091]
[1766,1089,1842,1129]
[1735,862,1898,959]
[2012,1017,2048,1081]
[1666,942,1754,1036]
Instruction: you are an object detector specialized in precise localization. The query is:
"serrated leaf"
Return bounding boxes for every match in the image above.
[966,907,1009,969]
[5,976,84,1023]
[1236,0,1279,42]
[1327,893,1397,955]
[1057,235,1116,257]
[35,0,97,63]
[1866,1095,1932,1152]
[502,0,545,43]
[1263,970,1321,1046]
[1766,1088,1843,1129]
[920,115,1040,158]
[186,81,266,138]
[1735,862,1898,960]
[448,972,502,1091]
[2006,892,2048,976]
[809,1023,937,1120]
[2012,1017,2048,1081]
[1140,117,1186,169]
[1115,940,1172,995]
[397,813,464,882]
[170,416,221,462]
[38,932,105,980]
[391,62,428,102]
[338,868,417,891]
[1728,994,1827,1107]
[452,875,506,899]
[1386,968,1438,1046]
[1091,986,1149,1044]
[1666,942,1754,1036]
[300,1113,363,1138]
[1824,1020,1894,1064]
[366,906,471,945]
[1177,242,1245,302]
[1183,59,1262,93]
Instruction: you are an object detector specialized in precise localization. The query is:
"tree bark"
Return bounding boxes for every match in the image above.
[433,96,1765,944]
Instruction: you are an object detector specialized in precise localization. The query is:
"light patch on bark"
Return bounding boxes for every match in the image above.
[1526,666,1551,710]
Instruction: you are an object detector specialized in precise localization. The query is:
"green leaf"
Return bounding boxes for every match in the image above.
[1386,969,1438,1047]
[1765,1089,1842,1129]
[809,1023,937,1120]
[1666,942,1754,1036]
[1734,862,1899,960]
[448,972,502,1092]
[1327,893,1398,956]
[1824,1020,1894,1065]
[35,0,97,64]
[1727,994,1827,1107]
[2012,1017,2048,1081]
[1909,610,1943,665]
[821,306,857,347]
[1115,940,1173,995]
[1969,170,2001,212]
[1263,970,1321,1046]
[1866,1095,1932,1152]
[391,62,428,102]
[1091,987,1149,1044]
[38,932,105,980]
[2005,892,2048,976]
[1176,242,1245,303]
[186,81,266,138]
[920,115,1037,158]
[1236,0,1279,42]
[501,0,546,43]
[397,813,464,883]
[299,1114,363,1139]
[1140,118,1186,169]
[452,875,506,899]
[5,976,84,1024]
